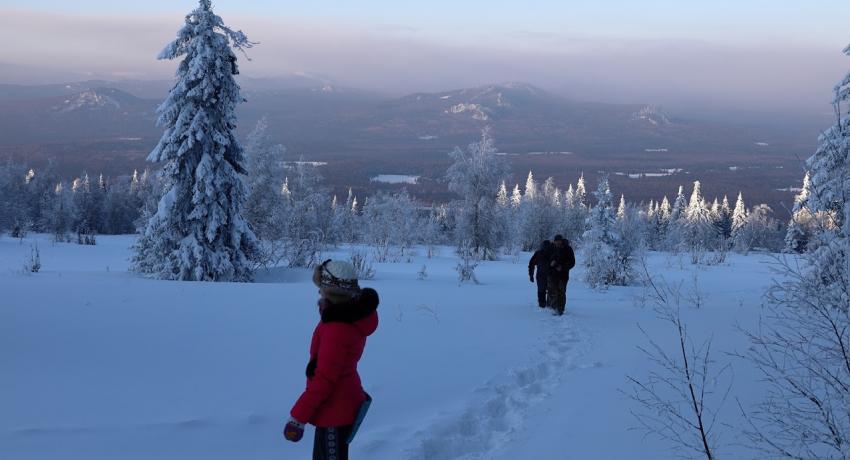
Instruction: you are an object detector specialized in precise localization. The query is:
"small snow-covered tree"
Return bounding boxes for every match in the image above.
[575,174,588,209]
[670,185,687,222]
[584,175,631,288]
[665,185,688,250]
[133,0,258,281]
[715,195,733,239]
[784,172,815,253]
[0,163,33,237]
[652,196,672,249]
[519,175,562,251]
[331,188,360,244]
[494,180,518,253]
[131,168,161,232]
[244,117,287,240]
[682,181,717,253]
[362,190,418,260]
[564,176,590,245]
[731,192,748,250]
[446,128,510,260]
[738,204,783,252]
[47,182,76,242]
[524,170,537,202]
[270,162,332,267]
[101,177,138,235]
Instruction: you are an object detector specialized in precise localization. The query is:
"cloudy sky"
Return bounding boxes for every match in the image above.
[1,1,848,114]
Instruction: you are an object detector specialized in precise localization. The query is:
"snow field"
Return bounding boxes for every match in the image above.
[1,235,780,459]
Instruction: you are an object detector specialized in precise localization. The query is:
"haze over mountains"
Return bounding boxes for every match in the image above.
[0,75,827,210]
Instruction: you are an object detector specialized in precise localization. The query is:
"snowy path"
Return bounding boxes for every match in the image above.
[400,309,591,460]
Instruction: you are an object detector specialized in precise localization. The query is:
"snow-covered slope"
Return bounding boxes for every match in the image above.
[1,235,779,459]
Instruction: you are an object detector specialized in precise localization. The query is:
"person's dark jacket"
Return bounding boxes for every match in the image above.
[528,241,554,280]
[549,243,576,281]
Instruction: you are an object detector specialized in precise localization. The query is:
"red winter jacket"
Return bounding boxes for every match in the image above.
[291,288,379,428]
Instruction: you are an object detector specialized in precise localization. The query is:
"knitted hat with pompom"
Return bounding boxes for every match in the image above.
[312,259,361,304]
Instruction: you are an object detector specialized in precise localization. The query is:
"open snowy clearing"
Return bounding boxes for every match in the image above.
[1,235,780,459]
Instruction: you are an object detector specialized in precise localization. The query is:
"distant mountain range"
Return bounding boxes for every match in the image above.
[0,78,821,208]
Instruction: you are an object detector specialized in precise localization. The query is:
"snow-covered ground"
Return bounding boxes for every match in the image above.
[1,235,781,459]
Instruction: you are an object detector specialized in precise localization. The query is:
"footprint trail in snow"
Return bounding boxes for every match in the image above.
[402,307,594,460]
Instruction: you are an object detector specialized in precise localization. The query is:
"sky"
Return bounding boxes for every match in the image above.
[1,1,848,114]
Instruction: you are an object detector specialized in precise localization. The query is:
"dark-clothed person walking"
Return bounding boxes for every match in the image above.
[528,240,553,308]
[547,235,576,315]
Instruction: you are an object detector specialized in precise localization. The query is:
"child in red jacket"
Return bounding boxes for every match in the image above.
[284,259,379,460]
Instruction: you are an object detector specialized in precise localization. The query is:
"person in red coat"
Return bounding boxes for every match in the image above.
[284,259,379,460]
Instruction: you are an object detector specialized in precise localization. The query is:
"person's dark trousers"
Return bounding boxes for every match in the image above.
[549,277,568,314]
[314,426,352,460]
[535,273,548,308]
[546,276,558,309]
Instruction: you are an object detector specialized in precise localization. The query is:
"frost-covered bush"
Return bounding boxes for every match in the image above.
[349,249,375,280]
[455,243,479,284]
[362,190,418,260]
[26,244,41,273]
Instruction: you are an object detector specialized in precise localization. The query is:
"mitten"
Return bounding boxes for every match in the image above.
[529,275,534,283]
[283,418,305,442]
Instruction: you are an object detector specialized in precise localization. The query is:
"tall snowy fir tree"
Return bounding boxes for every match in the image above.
[133,0,258,281]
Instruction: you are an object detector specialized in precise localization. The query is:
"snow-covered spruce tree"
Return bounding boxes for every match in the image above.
[575,174,588,209]
[741,44,850,458]
[615,196,646,265]
[46,182,76,242]
[564,175,590,245]
[131,169,161,232]
[446,128,510,260]
[784,171,815,253]
[682,181,717,254]
[133,0,258,281]
[71,174,98,243]
[715,195,733,240]
[731,192,748,251]
[519,174,563,251]
[101,177,138,235]
[244,117,287,241]
[271,162,331,268]
[0,163,33,237]
[331,188,360,244]
[495,180,519,254]
[583,175,631,288]
[653,196,672,249]
[739,204,783,252]
[664,185,688,250]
